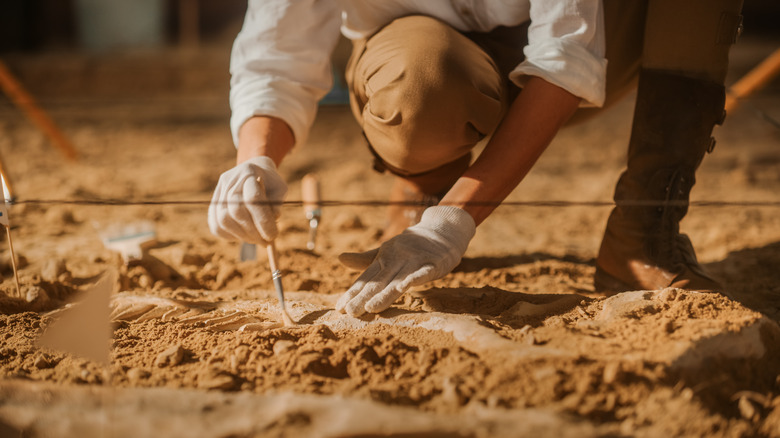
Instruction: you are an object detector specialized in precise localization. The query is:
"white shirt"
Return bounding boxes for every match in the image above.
[230,0,606,147]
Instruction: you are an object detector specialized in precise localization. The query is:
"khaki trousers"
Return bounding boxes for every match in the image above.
[346,0,743,178]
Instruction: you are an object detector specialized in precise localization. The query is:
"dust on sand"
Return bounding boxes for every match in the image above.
[0,37,780,437]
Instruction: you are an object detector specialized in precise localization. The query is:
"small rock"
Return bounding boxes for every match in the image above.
[440,377,465,406]
[198,370,238,391]
[126,368,150,382]
[334,212,365,230]
[273,340,296,356]
[33,354,52,369]
[143,256,175,282]
[137,274,153,289]
[657,287,679,302]
[44,208,75,225]
[41,259,68,283]
[229,355,240,372]
[154,344,185,367]
[25,286,50,305]
[602,362,620,385]
[739,396,758,421]
[295,279,321,291]
[596,291,659,321]
[180,252,206,266]
[215,265,240,288]
[57,271,73,284]
[232,346,249,365]
[80,369,99,383]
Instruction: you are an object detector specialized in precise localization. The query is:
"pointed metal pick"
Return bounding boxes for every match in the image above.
[37,271,116,365]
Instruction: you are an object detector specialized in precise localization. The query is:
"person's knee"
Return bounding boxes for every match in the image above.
[359,16,504,174]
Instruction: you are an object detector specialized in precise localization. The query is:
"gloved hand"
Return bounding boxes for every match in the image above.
[208,156,288,245]
[336,206,476,316]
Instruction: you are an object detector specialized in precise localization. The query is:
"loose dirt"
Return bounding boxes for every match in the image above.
[0,36,779,437]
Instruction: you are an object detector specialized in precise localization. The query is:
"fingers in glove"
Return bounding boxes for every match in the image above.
[364,279,405,314]
[223,181,267,243]
[365,265,437,313]
[208,191,250,242]
[338,248,379,271]
[363,264,435,314]
[336,262,381,314]
[242,177,279,242]
[397,264,436,291]
[344,263,398,316]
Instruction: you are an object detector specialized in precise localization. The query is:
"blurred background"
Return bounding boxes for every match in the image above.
[0,0,777,126]
[0,0,247,52]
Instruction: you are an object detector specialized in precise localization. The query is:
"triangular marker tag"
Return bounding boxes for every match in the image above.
[37,271,116,365]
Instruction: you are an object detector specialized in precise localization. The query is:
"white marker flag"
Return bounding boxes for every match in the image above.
[0,173,9,202]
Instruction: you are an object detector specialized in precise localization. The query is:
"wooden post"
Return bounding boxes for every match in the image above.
[0,59,78,161]
[726,48,780,113]
[179,0,200,48]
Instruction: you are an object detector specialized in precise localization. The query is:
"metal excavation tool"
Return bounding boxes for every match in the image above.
[3,221,21,299]
[266,241,295,326]
[0,158,20,298]
[302,173,322,251]
[240,176,294,325]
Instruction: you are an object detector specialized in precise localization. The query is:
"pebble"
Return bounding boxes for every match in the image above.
[25,287,51,305]
[198,370,238,391]
[602,362,620,385]
[178,251,206,266]
[126,368,150,382]
[154,344,185,367]
[80,369,99,383]
[41,259,69,283]
[44,208,75,225]
[295,279,321,291]
[273,340,296,356]
[738,396,758,421]
[137,274,153,289]
[334,212,365,230]
[33,354,52,369]
[215,266,239,288]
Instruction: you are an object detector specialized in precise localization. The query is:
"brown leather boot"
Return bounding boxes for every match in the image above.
[595,70,727,293]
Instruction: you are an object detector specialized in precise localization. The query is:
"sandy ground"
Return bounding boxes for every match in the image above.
[0,34,779,437]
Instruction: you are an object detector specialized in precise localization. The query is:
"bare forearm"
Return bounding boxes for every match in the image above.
[236,116,295,166]
[440,77,581,225]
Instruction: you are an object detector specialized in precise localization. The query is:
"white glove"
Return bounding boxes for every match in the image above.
[336,206,476,316]
[208,156,288,245]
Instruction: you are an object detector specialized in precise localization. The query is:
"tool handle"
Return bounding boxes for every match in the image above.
[266,241,279,272]
[0,59,78,161]
[302,173,321,216]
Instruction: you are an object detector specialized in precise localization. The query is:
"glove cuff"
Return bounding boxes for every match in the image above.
[244,155,278,172]
[418,206,476,253]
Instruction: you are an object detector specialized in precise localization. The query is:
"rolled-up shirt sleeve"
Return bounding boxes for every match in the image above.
[509,0,607,107]
[230,0,342,147]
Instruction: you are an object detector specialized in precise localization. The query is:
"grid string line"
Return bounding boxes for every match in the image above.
[7,198,780,208]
